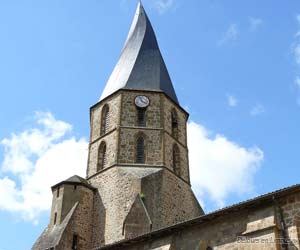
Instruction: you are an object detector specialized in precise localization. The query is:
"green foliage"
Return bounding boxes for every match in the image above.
[140,192,146,201]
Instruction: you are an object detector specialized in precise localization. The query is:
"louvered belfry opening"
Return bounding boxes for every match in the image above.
[137,108,146,127]
[97,142,107,171]
[171,109,178,139]
[173,144,180,176]
[136,136,145,164]
[101,105,110,136]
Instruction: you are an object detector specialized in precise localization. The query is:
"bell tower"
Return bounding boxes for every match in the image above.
[87,1,204,248]
[32,2,204,250]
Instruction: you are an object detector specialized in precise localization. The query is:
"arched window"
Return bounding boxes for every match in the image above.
[137,108,146,127]
[97,142,107,171]
[171,109,178,139]
[136,136,145,164]
[101,105,110,136]
[173,144,180,176]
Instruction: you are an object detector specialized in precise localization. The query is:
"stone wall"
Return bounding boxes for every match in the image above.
[120,91,162,128]
[87,93,121,177]
[49,184,87,228]
[118,128,163,165]
[90,94,121,142]
[280,192,300,249]
[86,90,202,248]
[141,167,203,229]
[87,131,118,177]
[164,133,189,182]
[88,167,202,248]
[162,96,188,147]
[49,186,64,227]
[123,195,152,239]
[88,90,190,177]
[56,185,94,250]
[89,167,143,247]
[100,191,300,250]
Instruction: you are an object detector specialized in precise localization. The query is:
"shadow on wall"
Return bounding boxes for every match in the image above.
[92,191,106,248]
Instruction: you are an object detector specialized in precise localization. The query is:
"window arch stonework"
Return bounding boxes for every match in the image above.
[136,134,146,164]
[97,141,107,171]
[171,109,178,139]
[137,107,146,127]
[101,105,110,136]
[173,144,181,176]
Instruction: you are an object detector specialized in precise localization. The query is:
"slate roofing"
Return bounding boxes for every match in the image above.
[100,1,179,104]
[96,184,300,250]
[65,175,89,184]
[51,175,95,191]
[31,203,78,250]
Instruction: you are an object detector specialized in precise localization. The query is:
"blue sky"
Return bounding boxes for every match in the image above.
[0,0,300,249]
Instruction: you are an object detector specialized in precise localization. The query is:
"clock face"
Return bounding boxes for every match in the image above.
[135,96,150,108]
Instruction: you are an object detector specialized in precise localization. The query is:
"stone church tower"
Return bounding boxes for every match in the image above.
[32,2,203,250]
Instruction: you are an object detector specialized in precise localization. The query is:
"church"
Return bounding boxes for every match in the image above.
[32,2,300,250]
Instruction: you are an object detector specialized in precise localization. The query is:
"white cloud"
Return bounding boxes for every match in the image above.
[0,113,264,222]
[188,121,263,208]
[227,95,238,107]
[249,17,263,31]
[250,103,265,116]
[0,112,88,224]
[1,112,72,175]
[154,0,174,14]
[218,23,239,46]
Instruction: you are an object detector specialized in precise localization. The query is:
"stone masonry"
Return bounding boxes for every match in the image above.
[87,90,191,183]
[31,2,300,250]
[87,89,203,247]
[96,186,300,250]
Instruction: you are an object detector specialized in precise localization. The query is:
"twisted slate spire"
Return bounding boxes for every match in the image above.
[100,1,179,104]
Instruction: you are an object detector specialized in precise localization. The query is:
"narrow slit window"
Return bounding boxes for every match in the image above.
[137,108,146,127]
[101,105,110,136]
[173,144,181,176]
[57,187,60,198]
[72,234,78,250]
[97,142,107,171]
[54,212,57,225]
[171,109,178,139]
[136,136,145,164]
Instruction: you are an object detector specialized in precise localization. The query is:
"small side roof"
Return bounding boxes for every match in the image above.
[32,203,78,250]
[51,175,95,191]
[64,175,89,184]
